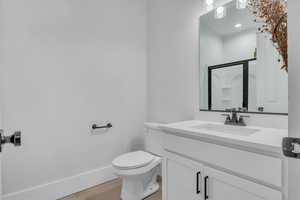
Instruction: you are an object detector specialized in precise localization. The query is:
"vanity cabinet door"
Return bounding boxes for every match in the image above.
[203,167,282,200]
[164,152,203,200]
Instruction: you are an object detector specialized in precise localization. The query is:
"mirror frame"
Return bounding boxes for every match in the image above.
[199,109,288,115]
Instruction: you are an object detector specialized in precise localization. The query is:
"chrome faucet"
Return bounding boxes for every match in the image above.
[222,108,249,126]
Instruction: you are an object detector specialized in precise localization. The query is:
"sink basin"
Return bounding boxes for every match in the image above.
[191,124,259,136]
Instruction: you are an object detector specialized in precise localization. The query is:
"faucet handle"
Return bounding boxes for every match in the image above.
[237,115,250,126]
[222,114,231,125]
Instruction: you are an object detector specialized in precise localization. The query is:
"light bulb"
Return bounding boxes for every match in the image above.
[206,0,214,5]
[236,0,248,9]
[215,6,226,19]
[206,0,214,11]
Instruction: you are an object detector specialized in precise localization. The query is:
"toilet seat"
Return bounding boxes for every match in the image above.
[112,151,161,176]
[112,151,155,170]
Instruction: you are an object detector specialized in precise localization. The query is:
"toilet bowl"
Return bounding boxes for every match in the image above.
[112,151,161,200]
[112,123,164,200]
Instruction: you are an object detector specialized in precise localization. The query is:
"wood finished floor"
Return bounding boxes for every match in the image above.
[58,178,162,200]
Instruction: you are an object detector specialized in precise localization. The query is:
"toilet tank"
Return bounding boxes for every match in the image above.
[144,122,164,156]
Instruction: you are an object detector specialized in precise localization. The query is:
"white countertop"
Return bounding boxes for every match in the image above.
[160,120,288,154]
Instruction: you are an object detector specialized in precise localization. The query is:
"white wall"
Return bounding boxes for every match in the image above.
[0,0,147,195]
[147,0,207,123]
[199,23,224,67]
[199,23,223,109]
[223,29,256,63]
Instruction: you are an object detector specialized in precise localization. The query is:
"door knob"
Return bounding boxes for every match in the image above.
[0,130,22,152]
[282,137,300,159]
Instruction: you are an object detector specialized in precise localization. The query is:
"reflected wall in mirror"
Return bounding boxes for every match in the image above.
[199,0,288,114]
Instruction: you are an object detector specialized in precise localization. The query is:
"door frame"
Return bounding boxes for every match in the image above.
[288,0,300,199]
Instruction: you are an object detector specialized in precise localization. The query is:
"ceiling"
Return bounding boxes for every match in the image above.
[200,1,257,37]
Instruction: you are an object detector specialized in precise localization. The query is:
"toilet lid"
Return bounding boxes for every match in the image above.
[112,151,155,169]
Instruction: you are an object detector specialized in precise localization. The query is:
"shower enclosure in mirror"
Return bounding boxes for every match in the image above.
[199,0,288,115]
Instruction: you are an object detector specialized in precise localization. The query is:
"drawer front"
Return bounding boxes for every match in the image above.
[164,134,282,188]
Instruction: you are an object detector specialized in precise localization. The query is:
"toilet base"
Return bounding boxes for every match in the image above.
[142,182,159,199]
[120,180,159,200]
[120,165,160,200]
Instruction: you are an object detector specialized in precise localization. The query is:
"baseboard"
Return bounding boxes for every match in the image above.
[3,165,117,200]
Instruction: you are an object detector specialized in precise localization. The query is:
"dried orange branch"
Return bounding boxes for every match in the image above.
[248,0,288,72]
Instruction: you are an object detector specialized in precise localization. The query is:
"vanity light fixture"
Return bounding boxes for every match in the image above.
[236,0,248,9]
[215,6,226,19]
[235,23,242,28]
[206,0,214,11]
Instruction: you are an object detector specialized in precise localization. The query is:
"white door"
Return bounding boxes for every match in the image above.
[164,152,203,200]
[203,167,282,200]
[288,0,300,199]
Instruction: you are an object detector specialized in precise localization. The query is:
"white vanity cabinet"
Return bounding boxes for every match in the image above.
[161,127,286,200]
[164,151,282,200]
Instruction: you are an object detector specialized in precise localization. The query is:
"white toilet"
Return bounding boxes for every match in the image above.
[112,123,163,200]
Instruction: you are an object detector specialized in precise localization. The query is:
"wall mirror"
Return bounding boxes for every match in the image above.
[199,0,288,115]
